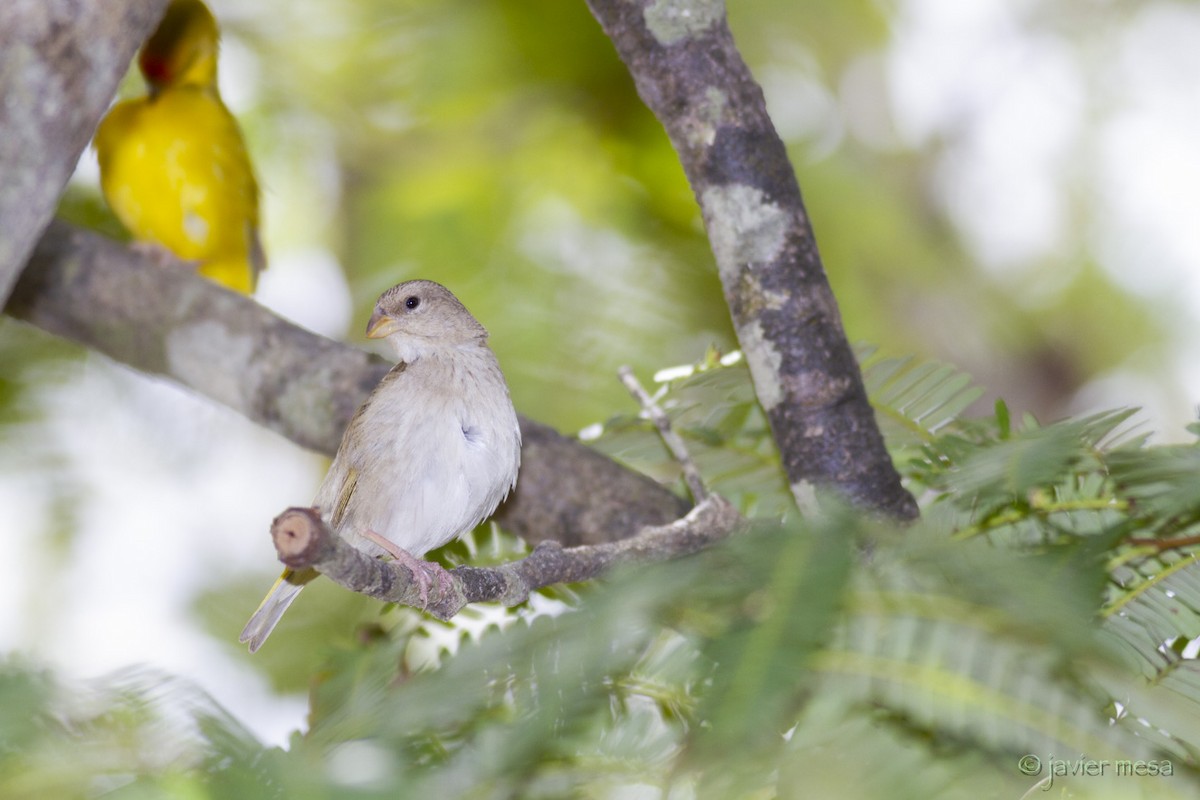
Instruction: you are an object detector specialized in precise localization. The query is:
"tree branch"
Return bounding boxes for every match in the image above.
[268,494,743,620]
[584,0,918,520]
[5,221,690,547]
[0,0,167,304]
[2,0,916,565]
[618,365,708,503]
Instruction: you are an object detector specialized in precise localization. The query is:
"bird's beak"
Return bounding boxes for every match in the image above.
[366,310,401,339]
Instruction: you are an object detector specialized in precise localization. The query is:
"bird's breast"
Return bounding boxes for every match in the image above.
[335,357,519,557]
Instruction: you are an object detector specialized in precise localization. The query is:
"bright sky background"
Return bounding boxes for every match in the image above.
[885,0,1200,430]
[4,0,1200,747]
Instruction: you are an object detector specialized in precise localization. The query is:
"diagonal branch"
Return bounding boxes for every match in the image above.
[5,221,690,548]
[584,0,918,520]
[0,0,167,304]
[268,494,744,620]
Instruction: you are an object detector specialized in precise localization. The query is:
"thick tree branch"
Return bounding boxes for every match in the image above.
[585,0,918,520]
[268,494,743,620]
[0,0,167,304]
[5,221,690,547]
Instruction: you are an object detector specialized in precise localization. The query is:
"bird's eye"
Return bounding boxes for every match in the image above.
[404,296,420,310]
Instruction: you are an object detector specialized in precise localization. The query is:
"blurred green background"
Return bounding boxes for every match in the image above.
[57,0,1194,434]
[7,0,1200,752]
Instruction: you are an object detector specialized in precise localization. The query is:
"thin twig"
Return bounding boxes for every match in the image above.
[1125,533,1200,552]
[268,494,744,620]
[618,365,708,502]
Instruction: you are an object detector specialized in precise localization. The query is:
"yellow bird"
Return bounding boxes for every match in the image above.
[94,0,264,294]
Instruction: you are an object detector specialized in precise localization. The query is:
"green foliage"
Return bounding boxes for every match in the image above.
[10,351,1200,797]
[0,660,232,799]
[11,0,1195,793]
[588,351,794,518]
[0,318,82,429]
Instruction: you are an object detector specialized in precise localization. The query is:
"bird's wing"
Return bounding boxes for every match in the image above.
[331,466,358,530]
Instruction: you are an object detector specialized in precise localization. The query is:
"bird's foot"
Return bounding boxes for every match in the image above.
[363,530,452,610]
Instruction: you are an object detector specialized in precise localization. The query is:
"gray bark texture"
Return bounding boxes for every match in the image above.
[6,222,691,548]
[0,0,167,303]
[1,0,916,618]
[584,0,918,520]
[268,495,742,620]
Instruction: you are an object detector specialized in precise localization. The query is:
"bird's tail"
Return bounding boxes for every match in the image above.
[239,568,317,653]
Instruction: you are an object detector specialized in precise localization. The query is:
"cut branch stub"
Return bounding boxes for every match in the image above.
[271,507,337,568]
[267,494,745,622]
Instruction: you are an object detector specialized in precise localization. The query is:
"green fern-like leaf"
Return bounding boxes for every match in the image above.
[859,346,984,451]
[1081,439,1200,744]
[815,530,1149,759]
[565,348,1200,787]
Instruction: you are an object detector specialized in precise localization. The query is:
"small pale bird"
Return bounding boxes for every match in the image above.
[93,0,265,294]
[240,280,522,652]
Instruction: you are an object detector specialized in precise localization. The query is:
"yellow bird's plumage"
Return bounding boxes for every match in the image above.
[94,0,264,294]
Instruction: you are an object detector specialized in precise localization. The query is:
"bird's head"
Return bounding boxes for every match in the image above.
[367,280,489,361]
[139,0,221,93]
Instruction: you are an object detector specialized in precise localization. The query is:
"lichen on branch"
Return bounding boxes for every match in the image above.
[0,0,168,303]
[585,0,918,520]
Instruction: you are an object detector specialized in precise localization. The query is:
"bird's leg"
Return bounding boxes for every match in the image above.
[363,529,452,610]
